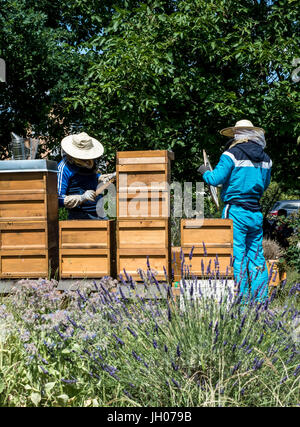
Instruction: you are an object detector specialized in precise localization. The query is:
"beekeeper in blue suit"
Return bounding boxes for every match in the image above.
[198,120,272,303]
[57,132,114,219]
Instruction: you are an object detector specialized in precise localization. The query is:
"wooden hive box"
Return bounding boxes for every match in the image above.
[116,218,171,281]
[0,160,59,279]
[0,221,58,279]
[180,219,233,278]
[116,150,174,218]
[59,220,115,278]
[117,248,170,282]
[117,219,170,249]
[0,160,58,222]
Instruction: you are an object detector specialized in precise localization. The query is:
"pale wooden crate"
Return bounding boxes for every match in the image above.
[59,248,112,279]
[0,171,57,222]
[117,191,170,218]
[0,220,57,251]
[117,219,170,249]
[180,219,234,278]
[59,220,114,249]
[181,218,233,248]
[117,248,171,281]
[116,150,173,219]
[0,247,58,279]
[59,220,115,278]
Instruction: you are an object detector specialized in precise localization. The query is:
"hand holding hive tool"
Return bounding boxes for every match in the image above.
[201,149,220,209]
[95,172,116,196]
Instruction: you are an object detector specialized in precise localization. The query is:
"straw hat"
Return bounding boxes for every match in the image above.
[220,119,265,137]
[61,132,104,160]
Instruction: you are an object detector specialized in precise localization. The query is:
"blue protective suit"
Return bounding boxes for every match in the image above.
[203,141,272,302]
[57,156,103,219]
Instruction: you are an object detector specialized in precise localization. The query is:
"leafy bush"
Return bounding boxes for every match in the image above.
[0,275,299,407]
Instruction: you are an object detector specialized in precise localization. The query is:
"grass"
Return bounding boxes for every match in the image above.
[0,269,299,407]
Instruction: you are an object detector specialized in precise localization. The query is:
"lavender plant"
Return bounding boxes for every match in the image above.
[0,266,299,407]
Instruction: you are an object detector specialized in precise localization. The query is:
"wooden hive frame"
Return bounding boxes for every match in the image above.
[0,165,59,279]
[59,220,115,279]
[116,150,173,219]
[180,218,234,278]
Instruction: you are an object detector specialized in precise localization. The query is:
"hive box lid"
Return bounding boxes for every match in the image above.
[0,159,57,173]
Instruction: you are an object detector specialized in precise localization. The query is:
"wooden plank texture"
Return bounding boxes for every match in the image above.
[59,220,113,249]
[181,219,233,247]
[117,219,169,248]
[60,248,111,278]
[117,192,170,218]
[117,248,170,281]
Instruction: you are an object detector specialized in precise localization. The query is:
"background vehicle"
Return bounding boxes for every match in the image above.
[269,200,300,217]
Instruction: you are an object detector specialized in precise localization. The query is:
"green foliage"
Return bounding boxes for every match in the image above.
[283,211,300,272]
[58,207,68,221]
[66,0,299,188]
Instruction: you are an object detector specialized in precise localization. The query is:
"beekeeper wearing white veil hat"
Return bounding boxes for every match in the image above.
[198,120,272,304]
[57,132,114,219]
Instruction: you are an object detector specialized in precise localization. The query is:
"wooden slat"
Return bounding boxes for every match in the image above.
[181,218,233,247]
[118,157,166,165]
[0,221,47,250]
[117,164,167,172]
[117,150,174,160]
[60,248,111,278]
[0,172,45,191]
[59,220,112,249]
[0,249,49,278]
[117,192,170,218]
[117,219,169,248]
[117,248,170,281]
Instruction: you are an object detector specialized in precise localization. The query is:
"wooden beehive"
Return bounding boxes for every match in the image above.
[0,221,58,278]
[180,219,234,277]
[59,220,115,278]
[116,150,173,218]
[0,160,59,279]
[117,248,170,282]
[0,160,58,222]
[116,218,171,281]
[117,219,170,249]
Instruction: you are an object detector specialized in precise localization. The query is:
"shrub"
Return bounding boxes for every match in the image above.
[262,239,284,260]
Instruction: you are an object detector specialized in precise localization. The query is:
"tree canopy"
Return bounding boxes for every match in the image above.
[0,0,299,191]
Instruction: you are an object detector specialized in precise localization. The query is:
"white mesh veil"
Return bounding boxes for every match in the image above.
[234,129,266,148]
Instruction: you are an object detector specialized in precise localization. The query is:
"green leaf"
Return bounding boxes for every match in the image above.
[30,392,41,406]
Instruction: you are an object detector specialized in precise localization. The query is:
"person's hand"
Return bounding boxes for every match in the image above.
[197,164,210,175]
[98,172,116,184]
[81,190,97,203]
[64,195,83,209]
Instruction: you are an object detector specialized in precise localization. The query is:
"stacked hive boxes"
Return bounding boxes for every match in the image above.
[59,220,115,278]
[0,160,59,279]
[116,150,174,281]
[180,218,234,278]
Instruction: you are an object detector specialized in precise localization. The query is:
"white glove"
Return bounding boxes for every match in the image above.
[81,190,97,203]
[64,195,83,209]
[98,172,116,184]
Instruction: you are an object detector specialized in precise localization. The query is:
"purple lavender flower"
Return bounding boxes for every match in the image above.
[189,246,194,260]
[176,344,181,357]
[171,361,179,371]
[127,326,138,338]
[202,242,207,256]
[171,378,180,388]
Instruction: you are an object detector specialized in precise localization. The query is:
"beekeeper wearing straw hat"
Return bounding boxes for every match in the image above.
[57,132,114,219]
[198,120,272,303]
